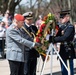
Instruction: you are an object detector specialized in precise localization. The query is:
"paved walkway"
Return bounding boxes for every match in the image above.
[0,55,76,75]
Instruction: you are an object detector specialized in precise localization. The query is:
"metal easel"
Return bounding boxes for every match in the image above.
[40,29,70,75]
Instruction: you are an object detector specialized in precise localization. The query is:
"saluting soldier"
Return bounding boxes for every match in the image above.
[21,12,39,75]
[6,14,40,75]
[49,10,75,75]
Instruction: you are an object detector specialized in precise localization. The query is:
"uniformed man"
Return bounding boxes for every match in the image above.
[49,10,75,75]
[21,12,39,75]
[6,14,40,75]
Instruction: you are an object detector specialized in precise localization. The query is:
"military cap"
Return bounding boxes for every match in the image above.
[59,10,70,18]
[23,12,33,19]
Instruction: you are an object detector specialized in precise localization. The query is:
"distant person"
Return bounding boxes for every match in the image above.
[0,11,3,22]
[0,11,3,18]
[0,21,6,57]
[35,15,43,29]
[2,10,12,28]
[0,21,6,37]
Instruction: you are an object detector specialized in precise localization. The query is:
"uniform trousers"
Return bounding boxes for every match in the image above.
[24,51,37,75]
[60,59,74,75]
[8,60,24,75]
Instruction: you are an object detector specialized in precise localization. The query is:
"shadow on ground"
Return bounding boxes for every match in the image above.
[44,68,76,75]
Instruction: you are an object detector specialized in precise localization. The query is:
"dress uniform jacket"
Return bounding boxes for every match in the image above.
[21,23,39,75]
[21,23,39,58]
[6,24,34,62]
[54,22,75,59]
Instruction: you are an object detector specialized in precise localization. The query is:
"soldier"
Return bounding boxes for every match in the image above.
[21,12,39,75]
[49,10,75,75]
[6,14,40,75]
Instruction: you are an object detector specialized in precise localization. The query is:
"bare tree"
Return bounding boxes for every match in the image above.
[0,0,75,22]
[0,0,22,16]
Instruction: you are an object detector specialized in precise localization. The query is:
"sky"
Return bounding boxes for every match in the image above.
[20,0,36,5]
[20,0,28,4]
[20,0,50,5]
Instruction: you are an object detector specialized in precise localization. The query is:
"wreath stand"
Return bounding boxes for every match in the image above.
[40,43,70,75]
[40,28,70,75]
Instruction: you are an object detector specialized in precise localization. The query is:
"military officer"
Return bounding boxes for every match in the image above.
[21,12,39,75]
[6,14,40,75]
[49,10,75,75]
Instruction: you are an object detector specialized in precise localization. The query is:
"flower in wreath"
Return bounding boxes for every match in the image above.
[34,13,56,59]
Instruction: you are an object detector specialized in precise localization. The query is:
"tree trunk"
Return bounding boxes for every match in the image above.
[1,0,21,16]
[8,0,21,16]
[2,0,9,14]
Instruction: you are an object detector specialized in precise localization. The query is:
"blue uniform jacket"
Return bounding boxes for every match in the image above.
[54,22,75,59]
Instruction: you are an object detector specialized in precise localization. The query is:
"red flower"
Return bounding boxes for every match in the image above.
[38,33,42,37]
[47,30,50,34]
[43,16,48,21]
[40,28,43,32]
[55,25,59,35]
[36,37,41,43]
[55,25,59,30]
[40,23,46,29]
